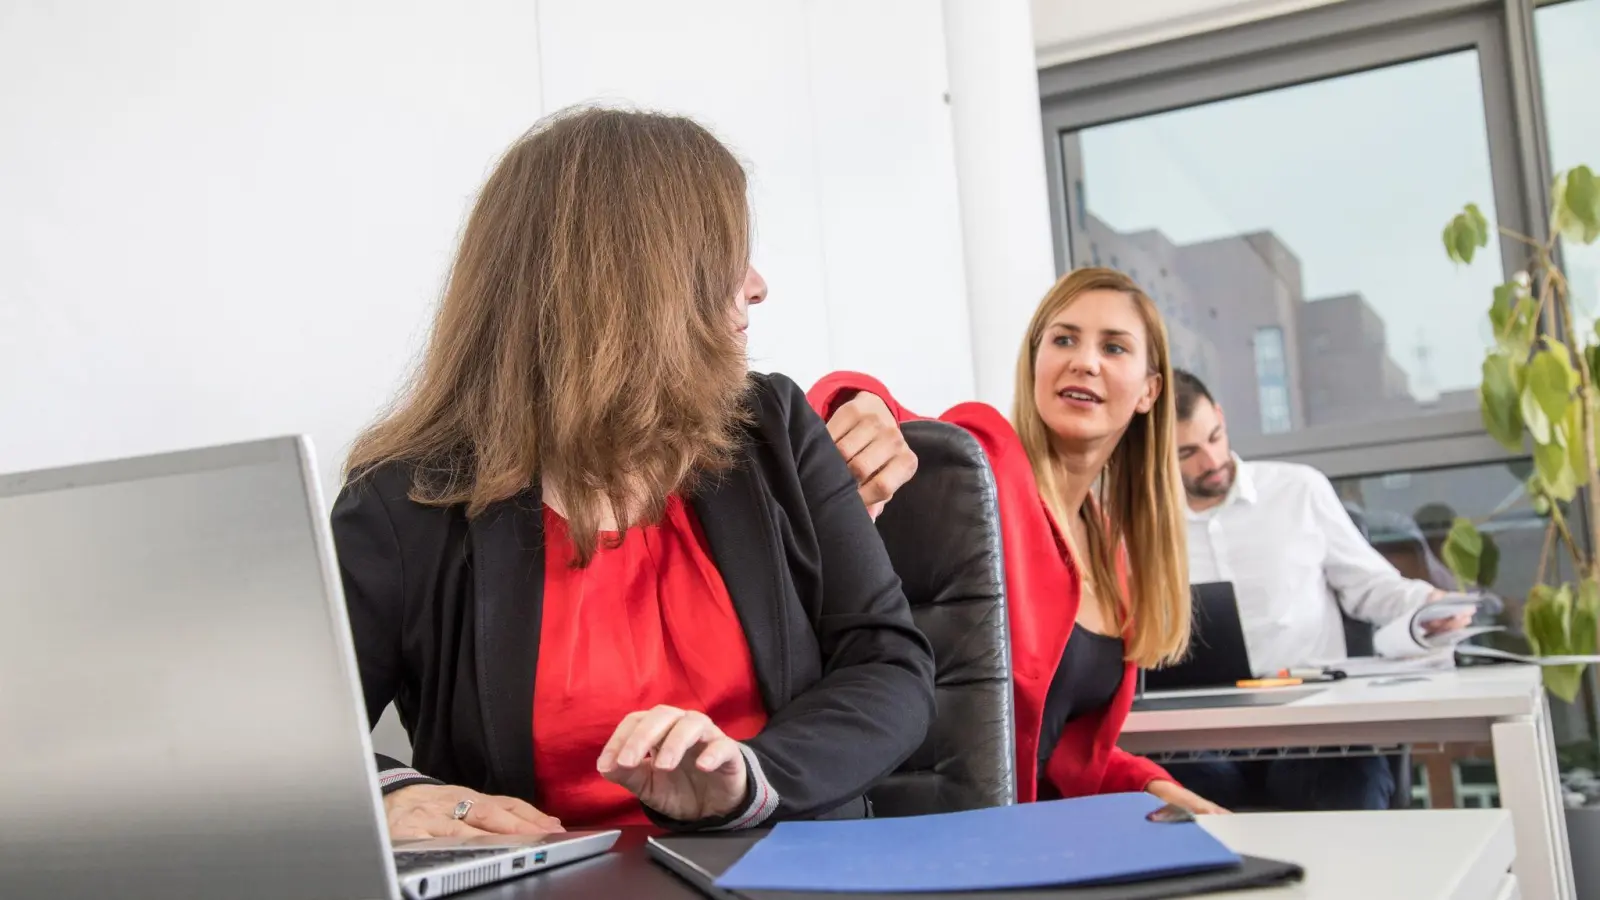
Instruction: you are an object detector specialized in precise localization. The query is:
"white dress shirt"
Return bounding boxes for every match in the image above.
[1185,455,1435,675]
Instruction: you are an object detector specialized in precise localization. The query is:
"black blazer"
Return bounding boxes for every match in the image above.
[331,372,936,826]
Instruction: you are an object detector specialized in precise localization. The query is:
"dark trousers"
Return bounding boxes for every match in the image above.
[1166,755,1395,811]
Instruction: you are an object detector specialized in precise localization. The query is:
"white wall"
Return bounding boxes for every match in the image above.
[0,0,544,494]
[942,0,1057,415]
[0,0,971,500]
[538,0,972,410]
[1030,0,1347,67]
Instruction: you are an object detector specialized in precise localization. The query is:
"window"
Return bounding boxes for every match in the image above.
[1537,0,1600,334]
[1330,458,1599,799]
[1330,458,1592,711]
[1060,52,1505,443]
[1040,0,1593,807]
[1254,326,1293,433]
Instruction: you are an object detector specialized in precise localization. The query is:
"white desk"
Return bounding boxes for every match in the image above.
[1125,666,1570,900]
[1198,809,1515,899]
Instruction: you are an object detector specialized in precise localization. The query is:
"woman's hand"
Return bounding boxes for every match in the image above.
[383,783,564,840]
[597,705,748,822]
[826,393,917,519]
[1146,779,1229,816]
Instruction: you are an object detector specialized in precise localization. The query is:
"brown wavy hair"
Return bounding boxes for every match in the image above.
[1011,268,1191,667]
[346,107,753,564]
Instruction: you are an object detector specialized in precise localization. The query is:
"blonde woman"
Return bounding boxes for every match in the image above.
[813,268,1223,814]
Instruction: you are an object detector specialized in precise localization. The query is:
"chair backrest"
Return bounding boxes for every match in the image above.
[868,420,1015,816]
[1340,501,1377,656]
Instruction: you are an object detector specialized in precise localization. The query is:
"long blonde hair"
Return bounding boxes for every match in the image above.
[1010,268,1190,667]
[346,107,752,565]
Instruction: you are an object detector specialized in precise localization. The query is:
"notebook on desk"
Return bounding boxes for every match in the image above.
[648,794,1303,899]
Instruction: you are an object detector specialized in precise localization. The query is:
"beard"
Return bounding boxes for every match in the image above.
[1184,459,1236,500]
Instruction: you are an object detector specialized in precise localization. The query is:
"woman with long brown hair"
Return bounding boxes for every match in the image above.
[333,106,934,838]
[813,268,1223,815]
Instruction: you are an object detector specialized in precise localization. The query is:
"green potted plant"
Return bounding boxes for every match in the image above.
[1440,164,1600,703]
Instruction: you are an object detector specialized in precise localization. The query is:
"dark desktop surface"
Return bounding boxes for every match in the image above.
[453,827,700,900]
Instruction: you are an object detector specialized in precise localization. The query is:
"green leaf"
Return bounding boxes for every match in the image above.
[1568,402,1590,484]
[1444,205,1492,263]
[1527,583,1572,651]
[1467,203,1490,242]
[1442,517,1484,587]
[1522,385,1554,444]
[1490,283,1516,339]
[1478,531,1501,589]
[1574,577,1600,658]
[1490,284,1512,335]
[1488,279,1537,360]
[1527,472,1554,516]
[1527,582,1589,702]
[1480,355,1524,451]
[1553,172,1582,246]
[1528,345,1576,424]
[1443,222,1464,262]
[1559,166,1600,245]
[1586,344,1600,390]
[1535,438,1577,502]
[1544,665,1586,704]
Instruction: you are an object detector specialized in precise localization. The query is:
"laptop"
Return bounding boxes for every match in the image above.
[1133,582,1318,712]
[0,437,619,900]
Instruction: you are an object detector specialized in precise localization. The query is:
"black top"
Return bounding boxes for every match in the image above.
[330,372,935,827]
[1038,624,1126,768]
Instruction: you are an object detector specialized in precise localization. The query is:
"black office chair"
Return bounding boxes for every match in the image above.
[867,420,1015,816]
[1341,502,1413,809]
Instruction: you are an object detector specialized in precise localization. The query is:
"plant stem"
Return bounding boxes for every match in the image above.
[1474,491,1531,527]
[1550,267,1600,586]
[1497,225,1546,250]
[1545,249,1600,671]
[1554,506,1584,568]
[1537,518,1558,587]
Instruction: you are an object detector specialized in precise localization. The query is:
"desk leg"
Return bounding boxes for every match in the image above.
[1493,717,1573,900]
[1533,695,1576,900]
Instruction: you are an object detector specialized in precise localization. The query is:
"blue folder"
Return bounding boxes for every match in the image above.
[713,793,1242,893]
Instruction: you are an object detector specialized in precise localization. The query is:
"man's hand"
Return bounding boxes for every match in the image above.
[1422,611,1476,636]
[1421,590,1477,636]
[825,393,917,519]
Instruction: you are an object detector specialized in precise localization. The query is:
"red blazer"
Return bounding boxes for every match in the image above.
[808,372,1171,802]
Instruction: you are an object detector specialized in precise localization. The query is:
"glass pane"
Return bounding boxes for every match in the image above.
[1063,52,1505,442]
[1537,0,1600,807]
[1537,0,1600,335]
[1330,459,1597,808]
[1253,327,1292,434]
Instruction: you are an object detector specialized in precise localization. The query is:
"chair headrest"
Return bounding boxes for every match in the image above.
[873,420,1003,610]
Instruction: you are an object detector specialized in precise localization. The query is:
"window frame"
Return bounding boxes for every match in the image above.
[1037,0,1556,481]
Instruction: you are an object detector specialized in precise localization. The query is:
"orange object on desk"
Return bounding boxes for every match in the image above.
[1236,677,1303,688]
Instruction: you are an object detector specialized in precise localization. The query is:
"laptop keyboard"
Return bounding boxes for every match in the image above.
[393,848,509,875]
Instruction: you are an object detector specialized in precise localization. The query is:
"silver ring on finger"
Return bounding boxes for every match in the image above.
[452,799,474,821]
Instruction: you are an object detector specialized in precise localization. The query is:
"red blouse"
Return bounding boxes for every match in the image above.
[808,372,1172,802]
[532,496,769,827]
